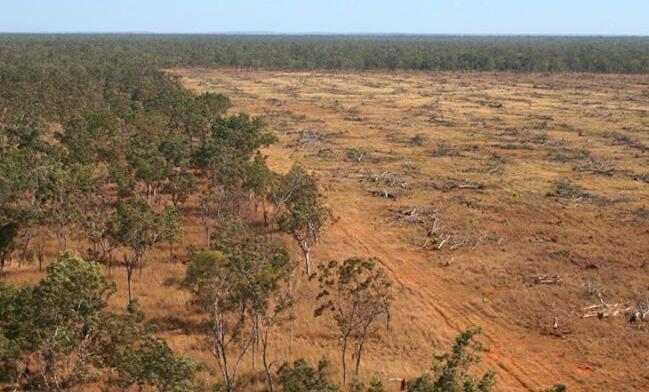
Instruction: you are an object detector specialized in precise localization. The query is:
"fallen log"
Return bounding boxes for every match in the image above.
[531,275,562,285]
[370,189,399,200]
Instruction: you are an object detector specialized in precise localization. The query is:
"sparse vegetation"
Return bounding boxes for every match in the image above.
[2,33,646,391]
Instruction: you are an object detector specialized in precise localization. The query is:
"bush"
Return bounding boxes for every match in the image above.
[277,358,340,392]
[410,134,429,147]
[407,326,496,392]
[0,253,198,391]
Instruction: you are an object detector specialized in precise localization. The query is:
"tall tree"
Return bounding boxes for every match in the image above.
[109,197,165,303]
[315,258,392,384]
[161,204,183,262]
[0,252,116,390]
[37,163,101,252]
[184,229,294,392]
[244,151,275,224]
[209,217,296,391]
[278,171,332,276]
[127,134,169,204]
[270,164,319,221]
[0,222,18,277]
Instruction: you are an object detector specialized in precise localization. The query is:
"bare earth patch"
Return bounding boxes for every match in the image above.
[176,68,649,391]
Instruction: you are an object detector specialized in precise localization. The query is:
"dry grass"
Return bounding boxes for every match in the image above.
[6,68,649,391]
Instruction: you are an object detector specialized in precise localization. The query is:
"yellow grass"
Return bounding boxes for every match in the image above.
[6,68,649,391]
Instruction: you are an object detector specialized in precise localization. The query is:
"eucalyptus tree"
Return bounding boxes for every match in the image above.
[127,134,169,204]
[0,119,59,264]
[0,253,198,391]
[315,258,392,384]
[160,130,196,208]
[36,163,101,252]
[210,216,296,391]
[276,165,332,276]
[184,222,294,392]
[270,164,319,223]
[56,111,124,165]
[171,92,230,146]
[193,113,277,213]
[244,151,275,223]
[109,197,165,303]
[161,204,183,262]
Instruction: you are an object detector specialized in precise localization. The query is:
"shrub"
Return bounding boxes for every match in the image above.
[277,358,340,392]
[407,327,496,392]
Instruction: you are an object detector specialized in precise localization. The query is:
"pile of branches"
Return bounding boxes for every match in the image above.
[426,180,484,192]
[389,206,439,224]
[419,216,470,251]
[369,189,401,200]
[361,170,409,189]
[389,206,493,251]
[604,132,649,153]
[529,275,563,285]
[576,158,616,177]
[289,129,331,149]
[583,297,649,323]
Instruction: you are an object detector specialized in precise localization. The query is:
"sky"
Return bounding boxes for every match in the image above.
[1,0,648,35]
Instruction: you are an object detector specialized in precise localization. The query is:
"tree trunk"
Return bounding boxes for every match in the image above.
[354,335,367,377]
[126,265,133,303]
[262,327,274,392]
[124,254,136,304]
[262,199,268,227]
[301,243,312,276]
[107,252,113,276]
[20,229,33,264]
[37,242,44,272]
[341,337,348,385]
[57,226,67,252]
[252,314,259,370]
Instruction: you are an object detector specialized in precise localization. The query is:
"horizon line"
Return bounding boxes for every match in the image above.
[1,32,649,38]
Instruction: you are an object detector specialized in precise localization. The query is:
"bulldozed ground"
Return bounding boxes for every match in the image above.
[4,68,649,391]
[176,68,649,391]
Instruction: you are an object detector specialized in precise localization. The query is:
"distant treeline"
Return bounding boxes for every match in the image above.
[2,35,649,74]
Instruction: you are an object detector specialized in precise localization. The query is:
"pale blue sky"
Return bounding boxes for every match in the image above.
[1,0,647,35]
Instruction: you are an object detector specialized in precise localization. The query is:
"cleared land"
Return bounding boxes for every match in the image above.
[177,68,649,391]
[5,68,648,391]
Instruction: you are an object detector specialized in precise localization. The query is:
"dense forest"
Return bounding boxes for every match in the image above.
[3,35,649,121]
[2,35,649,77]
[0,34,611,391]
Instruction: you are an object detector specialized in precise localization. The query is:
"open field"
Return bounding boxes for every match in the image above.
[175,68,649,391]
